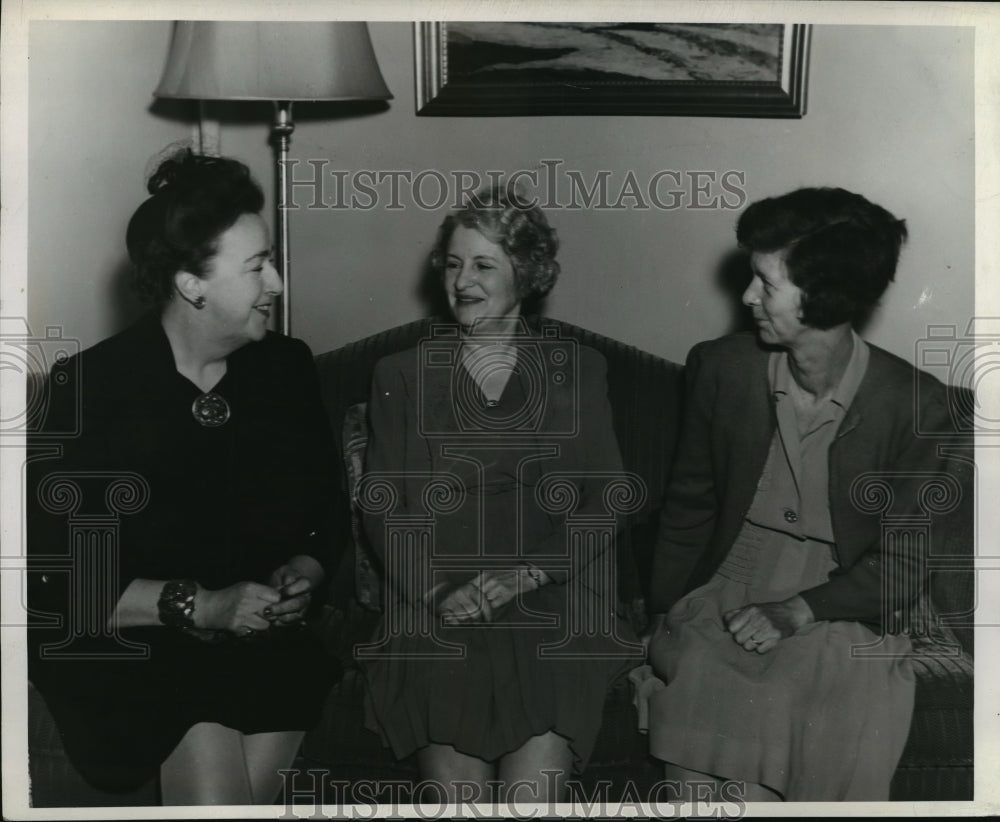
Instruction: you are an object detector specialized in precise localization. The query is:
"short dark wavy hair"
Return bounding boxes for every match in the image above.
[125,149,265,305]
[430,186,560,304]
[736,187,908,329]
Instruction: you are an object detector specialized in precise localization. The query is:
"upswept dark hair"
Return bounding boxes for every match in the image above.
[736,187,908,329]
[430,185,560,303]
[125,149,265,305]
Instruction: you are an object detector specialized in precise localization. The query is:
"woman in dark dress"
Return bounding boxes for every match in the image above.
[360,188,639,803]
[27,150,342,805]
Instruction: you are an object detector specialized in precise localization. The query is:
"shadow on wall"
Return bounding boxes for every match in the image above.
[107,258,147,333]
[714,249,756,337]
[415,254,448,318]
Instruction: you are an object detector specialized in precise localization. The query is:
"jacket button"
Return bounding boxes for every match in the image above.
[783,509,798,523]
[41,574,50,583]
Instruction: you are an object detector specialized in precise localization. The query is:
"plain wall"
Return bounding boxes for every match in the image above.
[28,22,973,371]
[28,21,194,349]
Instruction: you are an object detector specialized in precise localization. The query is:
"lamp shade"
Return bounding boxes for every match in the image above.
[155,21,392,102]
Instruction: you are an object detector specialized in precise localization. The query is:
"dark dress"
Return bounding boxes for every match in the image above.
[360,333,641,770]
[26,313,345,792]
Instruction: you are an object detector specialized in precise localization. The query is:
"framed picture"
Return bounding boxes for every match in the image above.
[415,22,810,117]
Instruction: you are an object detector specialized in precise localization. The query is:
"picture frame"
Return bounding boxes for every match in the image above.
[415,22,811,118]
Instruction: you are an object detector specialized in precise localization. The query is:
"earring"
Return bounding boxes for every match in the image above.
[176,288,206,310]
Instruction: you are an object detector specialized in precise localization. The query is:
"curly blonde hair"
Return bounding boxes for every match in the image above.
[430,185,560,302]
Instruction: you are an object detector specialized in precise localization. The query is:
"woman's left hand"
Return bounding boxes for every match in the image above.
[266,563,317,626]
[723,595,814,653]
[472,569,531,614]
[439,569,538,624]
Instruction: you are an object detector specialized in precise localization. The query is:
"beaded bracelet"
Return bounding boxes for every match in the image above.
[157,579,198,628]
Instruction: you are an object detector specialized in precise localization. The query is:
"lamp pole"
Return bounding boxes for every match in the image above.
[272,101,295,335]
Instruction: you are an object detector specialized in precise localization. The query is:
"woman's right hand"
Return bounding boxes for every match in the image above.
[439,584,492,624]
[434,568,541,624]
[194,582,282,635]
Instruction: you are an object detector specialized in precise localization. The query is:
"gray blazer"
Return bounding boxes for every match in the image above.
[649,333,959,627]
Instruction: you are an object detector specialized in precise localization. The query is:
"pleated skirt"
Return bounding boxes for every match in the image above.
[362,582,637,771]
[637,521,915,801]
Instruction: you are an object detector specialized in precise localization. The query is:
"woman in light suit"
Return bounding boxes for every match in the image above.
[641,187,955,801]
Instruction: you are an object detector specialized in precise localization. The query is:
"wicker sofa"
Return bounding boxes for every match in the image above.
[27,317,974,806]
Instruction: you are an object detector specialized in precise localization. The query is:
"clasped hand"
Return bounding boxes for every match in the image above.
[265,564,315,626]
[722,595,814,654]
[434,569,537,624]
[194,565,315,635]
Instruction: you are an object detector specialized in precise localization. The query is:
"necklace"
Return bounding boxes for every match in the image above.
[191,391,231,427]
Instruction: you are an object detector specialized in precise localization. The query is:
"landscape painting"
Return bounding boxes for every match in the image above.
[415,22,810,117]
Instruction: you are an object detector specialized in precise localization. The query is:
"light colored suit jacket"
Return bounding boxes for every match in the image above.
[649,333,959,627]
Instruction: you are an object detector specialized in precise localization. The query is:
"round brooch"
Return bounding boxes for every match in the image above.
[191,392,231,427]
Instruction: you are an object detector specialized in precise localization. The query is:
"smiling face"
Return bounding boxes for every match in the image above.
[742,249,808,347]
[196,212,281,347]
[444,225,521,331]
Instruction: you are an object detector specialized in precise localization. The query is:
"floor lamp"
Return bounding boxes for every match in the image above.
[154,21,392,334]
